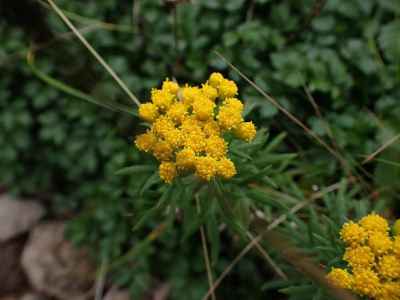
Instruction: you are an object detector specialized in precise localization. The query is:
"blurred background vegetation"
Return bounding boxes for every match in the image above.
[1,0,399,299]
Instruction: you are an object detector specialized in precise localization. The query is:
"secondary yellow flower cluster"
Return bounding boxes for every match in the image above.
[135,73,256,183]
[327,214,400,300]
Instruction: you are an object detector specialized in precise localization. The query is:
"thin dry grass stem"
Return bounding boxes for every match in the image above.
[38,0,133,32]
[45,0,141,106]
[303,88,374,187]
[365,108,386,130]
[362,133,400,164]
[304,87,337,146]
[196,197,217,300]
[246,231,288,280]
[94,257,107,300]
[215,51,352,176]
[201,181,344,300]
[132,0,140,32]
[261,231,358,300]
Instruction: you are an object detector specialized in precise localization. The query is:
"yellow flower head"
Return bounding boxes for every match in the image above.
[353,269,381,298]
[378,255,400,279]
[167,102,188,124]
[216,158,237,179]
[379,282,400,300]
[181,116,203,135]
[327,268,353,289]
[218,79,238,98]
[153,141,173,161]
[343,246,375,269]
[135,131,156,152]
[162,79,179,94]
[163,128,183,149]
[181,86,202,106]
[205,135,227,158]
[138,102,159,123]
[152,116,175,139]
[195,156,218,181]
[340,221,367,247]
[224,98,244,112]
[134,76,256,183]
[184,131,206,153]
[360,213,389,233]
[151,89,175,110]
[192,96,216,121]
[175,148,196,171]
[327,215,400,300]
[202,120,221,137]
[208,72,224,88]
[368,231,392,256]
[201,84,218,101]
[217,105,243,130]
[235,121,257,142]
[159,161,177,184]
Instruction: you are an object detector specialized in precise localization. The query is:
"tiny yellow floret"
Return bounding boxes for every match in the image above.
[218,79,238,98]
[151,89,174,110]
[159,161,177,183]
[201,84,218,100]
[205,135,227,158]
[379,282,400,300]
[192,96,215,121]
[327,268,353,289]
[340,221,367,247]
[152,141,173,161]
[152,116,175,139]
[181,86,202,106]
[360,213,389,233]
[167,102,188,124]
[135,131,156,152]
[195,156,218,181]
[235,122,257,142]
[343,246,375,269]
[175,148,196,170]
[368,231,392,256]
[162,79,179,94]
[138,102,159,123]
[208,72,225,88]
[202,120,221,137]
[353,269,380,298]
[217,158,237,179]
[163,128,183,149]
[378,255,400,279]
[217,105,243,130]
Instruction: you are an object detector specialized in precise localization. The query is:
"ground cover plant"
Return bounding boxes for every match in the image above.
[1,0,400,299]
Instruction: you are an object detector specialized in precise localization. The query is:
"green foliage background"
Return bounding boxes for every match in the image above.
[1,0,400,299]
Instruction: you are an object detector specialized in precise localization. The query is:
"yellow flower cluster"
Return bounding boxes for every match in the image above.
[327,214,400,300]
[135,73,256,183]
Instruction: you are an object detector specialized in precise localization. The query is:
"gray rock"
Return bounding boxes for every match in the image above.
[21,222,95,300]
[20,293,48,300]
[104,287,131,300]
[0,195,45,242]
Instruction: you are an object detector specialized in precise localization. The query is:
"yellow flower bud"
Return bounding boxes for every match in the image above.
[138,103,158,123]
